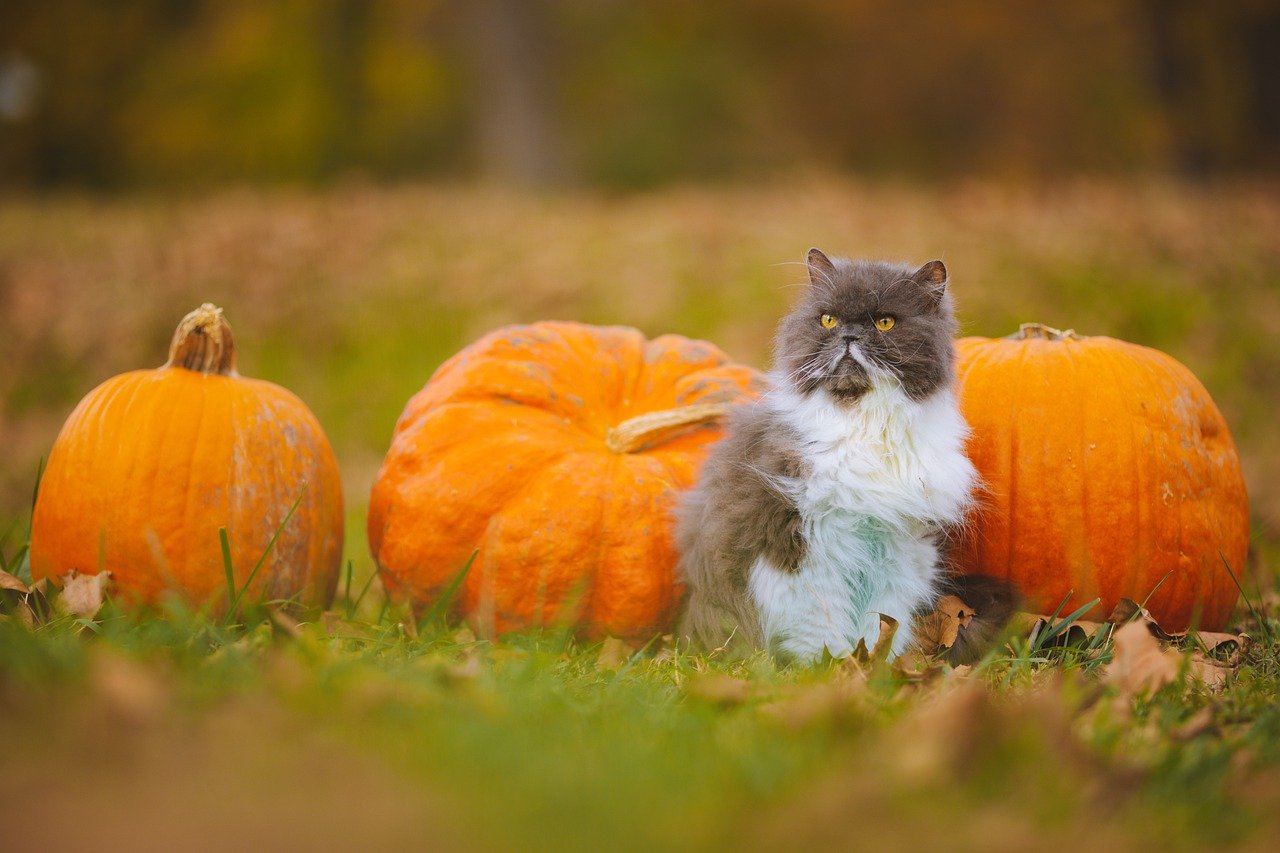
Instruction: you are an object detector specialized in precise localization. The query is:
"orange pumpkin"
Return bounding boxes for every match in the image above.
[953,323,1248,631]
[368,321,764,639]
[30,304,344,608]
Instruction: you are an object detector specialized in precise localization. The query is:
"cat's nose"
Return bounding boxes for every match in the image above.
[843,334,858,344]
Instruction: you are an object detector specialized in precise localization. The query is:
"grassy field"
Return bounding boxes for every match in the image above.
[3,178,1280,849]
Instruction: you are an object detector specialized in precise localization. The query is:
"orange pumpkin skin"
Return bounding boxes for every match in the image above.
[30,305,344,609]
[953,325,1248,631]
[368,321,764,640]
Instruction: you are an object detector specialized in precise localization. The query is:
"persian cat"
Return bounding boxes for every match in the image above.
[677,249,1011,662]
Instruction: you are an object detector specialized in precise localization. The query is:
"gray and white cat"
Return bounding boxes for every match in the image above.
[676,248,986,662]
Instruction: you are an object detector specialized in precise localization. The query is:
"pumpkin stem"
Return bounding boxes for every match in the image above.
[605,402,730,454]
[166,303,238,375]
[1010,322,1082,342]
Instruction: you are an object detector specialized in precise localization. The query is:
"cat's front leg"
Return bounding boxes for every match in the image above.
[748,449,807,574]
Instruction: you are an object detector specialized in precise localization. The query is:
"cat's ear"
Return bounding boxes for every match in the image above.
[806,248,836,286]
[913,260,948,305]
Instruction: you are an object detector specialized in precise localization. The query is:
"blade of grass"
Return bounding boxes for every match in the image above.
[219,527,235,608]
[416,550,477,634]
[1026,589,1075,651]
[0,534,11,574]
[343,559,353,605]
[1137,570,1175,613]
[29,457,45,528]
[1033,597,1102,651]
[1044,589,1074,624]
[349,567,380,619]
[1220,551,1273,643]
[10,544,30,584]
[226,488,306,620]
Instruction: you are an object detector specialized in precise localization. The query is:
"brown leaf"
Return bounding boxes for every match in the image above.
[595,636,634,670]
[892,649,941,681]
[57,570,112,618]
[0,568,30,594]
[89,651,170,724]
[1193,631,1247,663]
[0,604,36,630]
[1106,621,1181,696]
[890,679,993,784]
[1105,598,1148,627]
[869,613,899,663]
[446,647,484,682]
[757,678,865,730]
[913,595,973,654]
[1107,599,1249,665]
[1187,654,1233,689]
[266,606,303,640]
[687,673,754,707]
[11,577,52,625]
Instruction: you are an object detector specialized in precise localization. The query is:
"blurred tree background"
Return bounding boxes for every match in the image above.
[2,0,1278,190]
[3,1,1279,569]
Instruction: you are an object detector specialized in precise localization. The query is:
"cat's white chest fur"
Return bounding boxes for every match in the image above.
[748,378,977,661]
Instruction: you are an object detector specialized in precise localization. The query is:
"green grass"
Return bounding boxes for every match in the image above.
[4,523,1280,851]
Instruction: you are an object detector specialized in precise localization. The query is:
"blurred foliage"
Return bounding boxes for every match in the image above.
[1,0,1279,189]
[2,179,1278,584]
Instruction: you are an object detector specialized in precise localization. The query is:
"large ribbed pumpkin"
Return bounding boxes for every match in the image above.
[30,304,344,608]
[953,323,1248,631]
[368,321,764,639]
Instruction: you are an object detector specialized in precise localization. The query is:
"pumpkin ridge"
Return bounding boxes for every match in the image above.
[1109,344,1147,613]
[1065,335,1095,611]
[254,390,282,601]
[1004,340,1028,584]
[476,449,605,631]
[578,452,618,630]
[145,378,188,598]
[178,375,211,600]
[1167,355,1197,624]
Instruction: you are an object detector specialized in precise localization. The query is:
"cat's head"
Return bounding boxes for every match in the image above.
[774,248,957,402]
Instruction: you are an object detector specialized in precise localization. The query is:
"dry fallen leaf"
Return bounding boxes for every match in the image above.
[595,636,634,670]
[446,647,484,682]
[57,570,112,618]
[890,678,993,785]
[89,651,170,724]
[686,673,754,707]
[266,606,303,640]
[757,678,866,730]
[892,649,941,681]
[1187,655,1233,689]
[1105,621,1185,696]
[0,568,30,594]
[1109,598,1248,660]
[871,614,900,663]
[913,595,973,655]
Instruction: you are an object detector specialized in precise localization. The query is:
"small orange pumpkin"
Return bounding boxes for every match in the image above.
[368,321,764,639]
[953,323,1248,631]
[30,304,344,608]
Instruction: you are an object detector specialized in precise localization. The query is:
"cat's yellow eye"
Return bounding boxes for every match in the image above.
[819,313,838,329]
[874,316,896,332]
